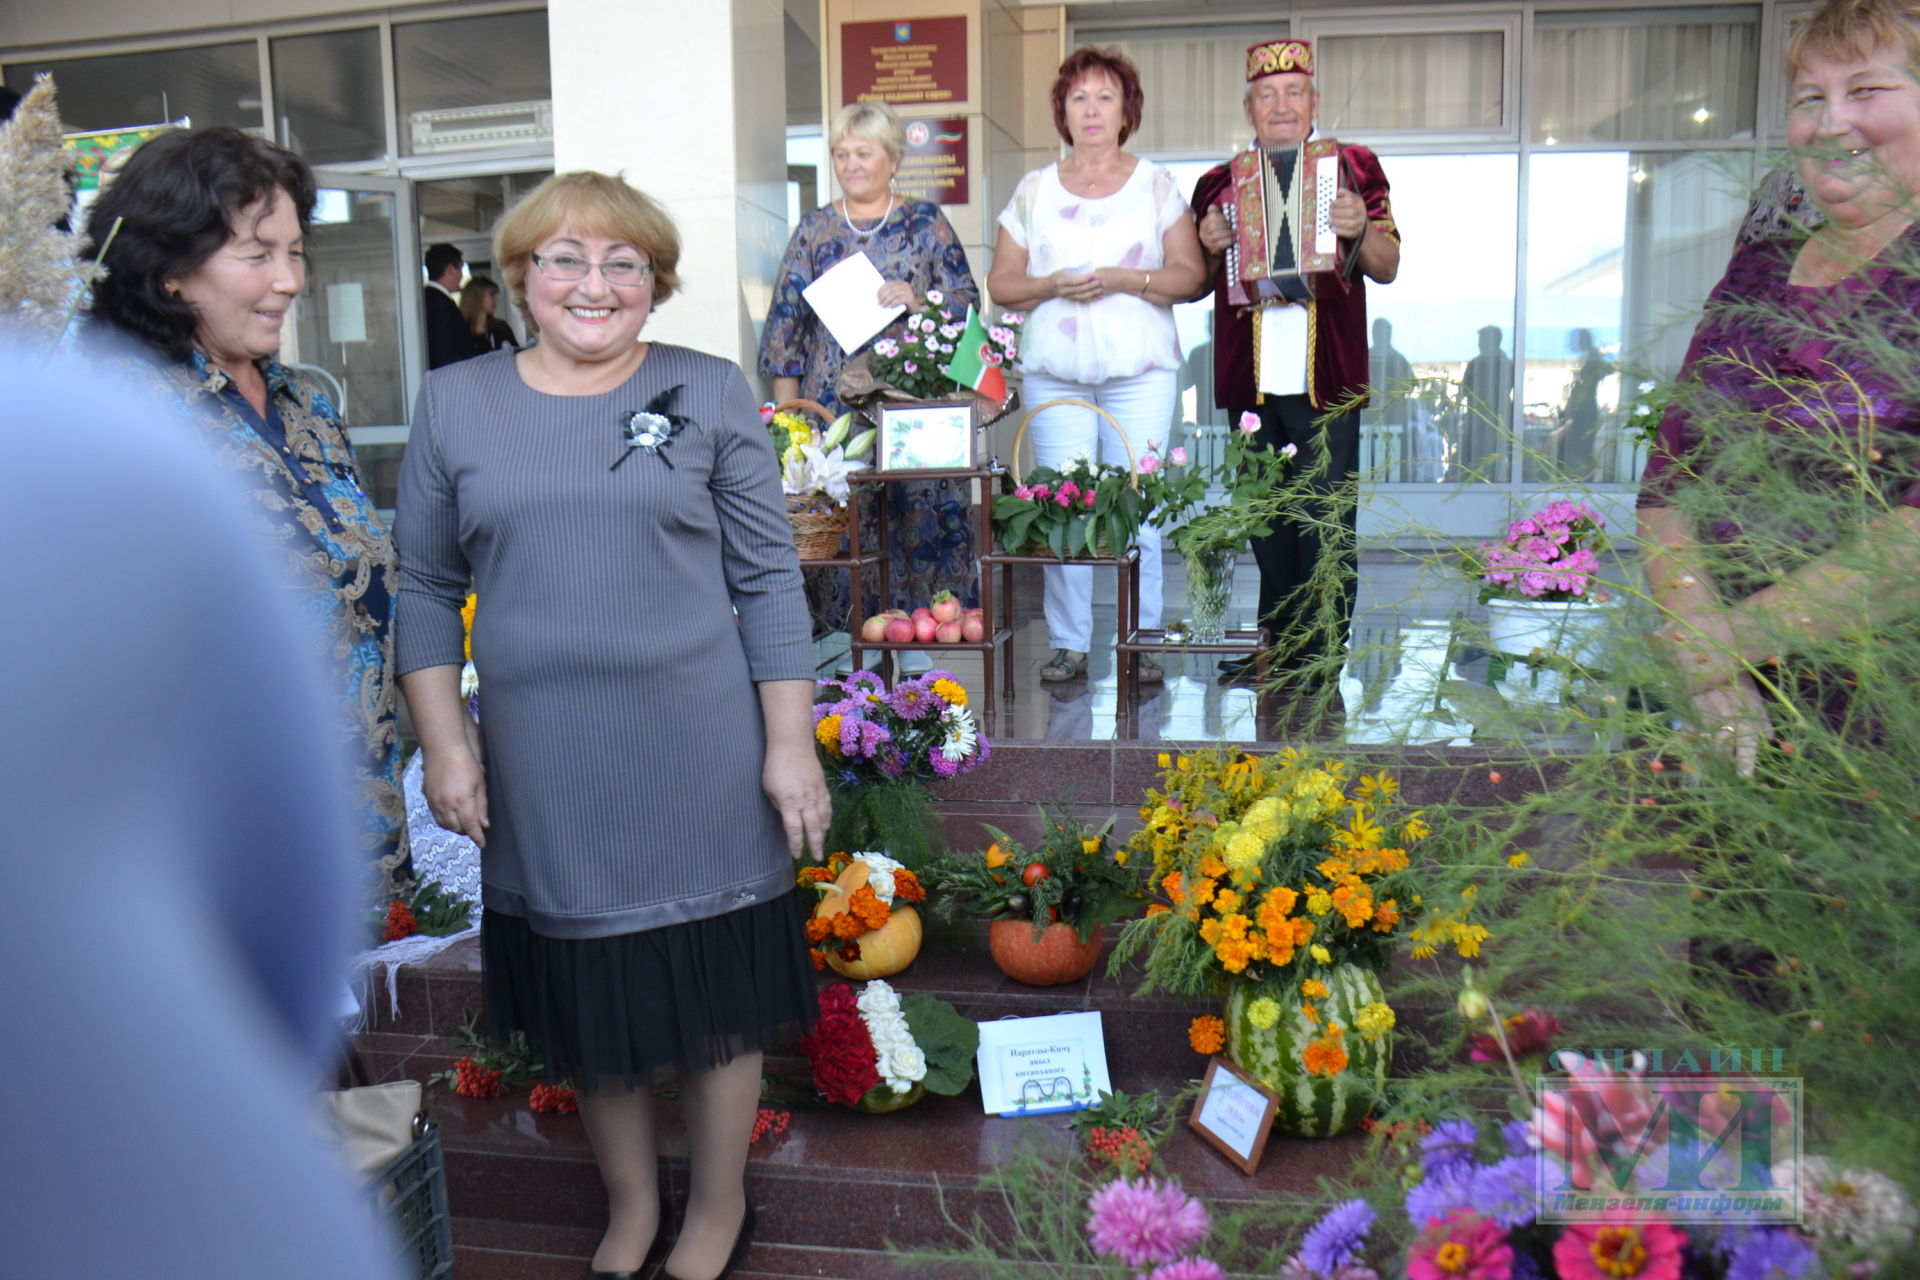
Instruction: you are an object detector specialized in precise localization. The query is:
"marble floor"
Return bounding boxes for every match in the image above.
[813,547,1506,746]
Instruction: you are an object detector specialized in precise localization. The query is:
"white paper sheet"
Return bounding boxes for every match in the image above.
[801,251,906,355]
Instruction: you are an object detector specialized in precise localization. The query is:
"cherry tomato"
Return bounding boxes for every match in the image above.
[1021,861,1051,887]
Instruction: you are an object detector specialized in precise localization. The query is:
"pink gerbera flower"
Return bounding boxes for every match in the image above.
[1552,1219,1687,1280]
[1406,1211,1512,1280]
[1085,1178,1210,1270]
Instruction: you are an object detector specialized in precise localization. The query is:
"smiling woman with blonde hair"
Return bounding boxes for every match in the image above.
[1639,0,1920,770]
[396,170,826,1280]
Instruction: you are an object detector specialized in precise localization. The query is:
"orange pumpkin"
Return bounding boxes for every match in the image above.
[988,918,1103,986]
[812,860,923,980]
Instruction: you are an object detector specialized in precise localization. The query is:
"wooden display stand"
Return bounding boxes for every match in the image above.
[980,546,1138,709]
[807,466,1016,717]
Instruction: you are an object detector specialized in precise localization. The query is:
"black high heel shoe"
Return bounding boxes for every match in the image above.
[662,1201,755,1280]
[586,1190,676,1279]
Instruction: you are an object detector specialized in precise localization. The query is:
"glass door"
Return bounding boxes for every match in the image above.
[290,173,419,509]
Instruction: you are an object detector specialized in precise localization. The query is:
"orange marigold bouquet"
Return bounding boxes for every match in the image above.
[1113,746,1487,997]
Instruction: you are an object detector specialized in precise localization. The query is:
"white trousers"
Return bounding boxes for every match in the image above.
[1021,369,1174,652]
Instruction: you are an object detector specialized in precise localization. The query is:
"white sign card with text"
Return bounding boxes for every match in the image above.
[975,1011,1111,1116]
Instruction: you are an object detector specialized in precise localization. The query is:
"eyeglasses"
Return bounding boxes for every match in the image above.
[530,252,653,286]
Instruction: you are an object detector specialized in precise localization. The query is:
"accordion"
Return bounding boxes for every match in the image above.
[1222,138,1350,307]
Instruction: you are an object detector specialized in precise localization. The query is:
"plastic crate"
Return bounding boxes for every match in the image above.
[368,1123,454,1279]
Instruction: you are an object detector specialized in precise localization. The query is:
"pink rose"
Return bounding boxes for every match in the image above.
[1238,411,1261,436]
[1137,453,1161,475]
[1170,447,1188,466]
[1281,442,1299,459]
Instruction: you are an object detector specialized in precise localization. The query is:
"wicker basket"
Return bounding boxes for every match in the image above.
[775,399,854,559]
[1000,397,1138,560]
[788,498,850,559]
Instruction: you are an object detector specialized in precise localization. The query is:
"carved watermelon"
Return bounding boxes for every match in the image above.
[1223,964,1390,1138]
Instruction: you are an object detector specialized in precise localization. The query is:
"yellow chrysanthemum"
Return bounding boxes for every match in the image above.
[1449,922,1491,958]
[931,678,968,707]
[1309,944,1332,964]
[1306,891,1332,917]
[1507,850,1531,868]
[1246,997,1281,1029]
[1403,814,1431,841]
[1223,831,1266,874]
[1302,979,1329,999]
[1354,1002,1396,1041]
[814,715,844,755]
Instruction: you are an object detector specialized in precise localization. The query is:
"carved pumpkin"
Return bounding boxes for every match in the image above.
[988,918,1103,986]
[812,859,923,980]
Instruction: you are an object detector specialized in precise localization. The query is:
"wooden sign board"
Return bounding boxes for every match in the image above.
[1188,1055,1280,1175]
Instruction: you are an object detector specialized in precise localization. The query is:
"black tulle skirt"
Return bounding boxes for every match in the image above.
[481,892,818,1095]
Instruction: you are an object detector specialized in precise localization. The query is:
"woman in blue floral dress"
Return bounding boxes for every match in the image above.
[89,128,404,889]
[759,101,981,624]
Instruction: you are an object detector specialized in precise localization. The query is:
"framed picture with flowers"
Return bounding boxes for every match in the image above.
[878,398,978,472]
[1189,1055,1279,1175]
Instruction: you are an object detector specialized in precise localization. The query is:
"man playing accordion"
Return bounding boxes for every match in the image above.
[1190,37,1401,711]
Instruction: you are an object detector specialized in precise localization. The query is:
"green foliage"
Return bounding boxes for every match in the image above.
[932,807,1145,944]
[1137,419,1294,557]
[824,778,944,876]
[901,992,981,1097]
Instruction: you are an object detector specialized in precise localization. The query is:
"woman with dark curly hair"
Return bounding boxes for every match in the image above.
[87,126,404,887]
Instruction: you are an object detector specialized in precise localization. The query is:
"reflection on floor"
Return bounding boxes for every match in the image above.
[813,548,1507,746]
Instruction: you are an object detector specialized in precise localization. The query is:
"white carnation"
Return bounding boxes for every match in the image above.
[856,853,904,903]
[886,1042,927,1088]
[857,980,902,1018]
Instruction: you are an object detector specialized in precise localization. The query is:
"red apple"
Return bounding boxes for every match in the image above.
[930,590,961,624]
[934,619,962,644]
[961,614,986,643]
[911,607,933,624]
[884,617,915,643]
[859,614,891,642]
[913,615,939,643]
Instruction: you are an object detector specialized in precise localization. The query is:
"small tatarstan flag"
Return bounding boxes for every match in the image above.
[945,305,1006,403]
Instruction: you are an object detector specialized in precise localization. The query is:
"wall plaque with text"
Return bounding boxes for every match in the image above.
[896,117,968,205]
[841,16,968,108]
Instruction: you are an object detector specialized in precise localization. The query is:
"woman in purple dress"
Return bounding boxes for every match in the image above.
[759,101,981,625]
[1639,0,1920,770]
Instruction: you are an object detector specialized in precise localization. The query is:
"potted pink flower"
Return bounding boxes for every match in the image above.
[1464,500,1617,700]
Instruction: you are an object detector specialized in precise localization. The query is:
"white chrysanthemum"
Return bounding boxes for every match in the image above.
[1780,1156,1918,1255]
[939,705,978,761]
[460,661,480,698]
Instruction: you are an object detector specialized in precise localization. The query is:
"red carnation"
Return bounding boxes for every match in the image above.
[383,900,417,942]
[797,992,881,1107]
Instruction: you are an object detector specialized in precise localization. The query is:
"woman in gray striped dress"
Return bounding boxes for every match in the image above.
[395,172,829,1280]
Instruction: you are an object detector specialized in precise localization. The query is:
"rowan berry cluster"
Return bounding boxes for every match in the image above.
[749,1108,792,1146]
[1086,1125,1152,1174]
[528,1083,578,1114]
[450,1056,505,1098]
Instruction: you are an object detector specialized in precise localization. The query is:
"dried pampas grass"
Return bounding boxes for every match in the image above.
[0,75,93,344]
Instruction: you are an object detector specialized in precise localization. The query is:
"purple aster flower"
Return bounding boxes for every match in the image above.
[922,667,959,687]
[842,670,885,696]
[876,745,907,779]
[929,748,961,778]
[1301,1199,1375,1275]
[1726,1228,1819,1280]
[1419,1119,1480,1181]
[1085,1178,1210,1270]
[1145,1260,1224,1280]
[1501,1119,1532,1157]
[1467,1155,1537,1228]
[1404,1168,1474,1231]
[885,678,934,720]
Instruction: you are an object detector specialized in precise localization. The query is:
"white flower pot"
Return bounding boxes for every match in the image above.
[1484,597,1615,670]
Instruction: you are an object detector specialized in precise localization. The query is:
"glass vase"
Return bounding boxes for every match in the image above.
[1184,544,1239,644]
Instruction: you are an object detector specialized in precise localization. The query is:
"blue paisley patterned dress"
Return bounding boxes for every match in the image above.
[123,350,405,889]
[758,200,982,617]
